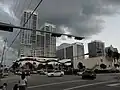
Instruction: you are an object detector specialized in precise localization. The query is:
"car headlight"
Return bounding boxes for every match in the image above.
[91,74,94,76]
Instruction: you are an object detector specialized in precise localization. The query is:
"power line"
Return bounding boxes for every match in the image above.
[0,23,85,40]
[7,0,44,51]
[20,0,27,15]
[13,0,19,14]
[27,0,33,10]
[9,0,33,41]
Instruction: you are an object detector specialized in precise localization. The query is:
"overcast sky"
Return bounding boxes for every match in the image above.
[0,0,120,65]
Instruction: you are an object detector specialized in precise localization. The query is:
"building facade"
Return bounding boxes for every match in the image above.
[57,43,84,60]
[19,10,38,57]
[57,42,84,68]
[33,23,56,57]
[88,40,105,58]
[18,10,56,58]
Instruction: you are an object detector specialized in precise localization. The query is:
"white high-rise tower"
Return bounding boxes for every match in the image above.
[18,10,38,57]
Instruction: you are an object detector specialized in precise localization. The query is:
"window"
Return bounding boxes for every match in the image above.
[55,71,61,73]
[46,26,49,31]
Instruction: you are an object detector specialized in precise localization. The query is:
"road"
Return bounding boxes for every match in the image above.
[2,73,120,90]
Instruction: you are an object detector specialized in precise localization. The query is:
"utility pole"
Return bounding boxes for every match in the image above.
[1,38,7,65]
[0,38,7,77]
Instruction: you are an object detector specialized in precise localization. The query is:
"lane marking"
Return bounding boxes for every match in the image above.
[97,73,120,76]
[28,79,87,89]
[63,80,115,90]
[107,83,120,86]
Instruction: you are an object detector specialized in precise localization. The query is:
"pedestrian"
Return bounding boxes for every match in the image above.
[18,72,27,90]
[13,84,18,90]
[2,83,7,90]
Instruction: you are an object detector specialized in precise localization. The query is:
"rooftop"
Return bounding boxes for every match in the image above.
[57,42,83,50]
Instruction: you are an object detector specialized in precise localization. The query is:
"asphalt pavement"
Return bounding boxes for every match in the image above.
[3,73,120,90]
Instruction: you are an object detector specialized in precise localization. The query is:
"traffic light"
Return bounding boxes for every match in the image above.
[51,33,62,37]
[74,36,84,40]
[0,23,13,32]
[67,35,72,38]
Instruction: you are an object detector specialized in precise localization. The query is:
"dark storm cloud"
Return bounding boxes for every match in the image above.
[11,0,120,36]
[0,1,19,63]
[1,0,120,51]
[0,2,19,49]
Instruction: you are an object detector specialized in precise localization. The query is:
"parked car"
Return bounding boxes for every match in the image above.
[3,72,8,76]
[14,71,22,75]
[77,71,83,76]
[31,71,37,74]
[47,70,64,77]
[82,70,96,79]
[37,70,47,75]
[37,70,41,73]
[17,71,22,75]
[24,70,30,76]
[109,68,120,73]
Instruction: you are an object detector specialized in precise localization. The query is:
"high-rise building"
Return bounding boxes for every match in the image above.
[34,23,56,57]
[57,42,84,60]
[88,40,105,58]
[57,42,84,69]
[18,11,56,57]
[18,10,38,57]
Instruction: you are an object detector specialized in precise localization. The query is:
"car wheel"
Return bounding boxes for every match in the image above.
[91,77,96,80]
[82,76,85,79]
[51,74,54,77]
[60,74,63,77]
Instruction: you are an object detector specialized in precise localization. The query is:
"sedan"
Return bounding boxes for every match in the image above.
[77,72,83,76]
[47,70,64,77]
[82,70,96,79]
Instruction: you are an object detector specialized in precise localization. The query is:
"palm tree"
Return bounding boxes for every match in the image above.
[107,47,120,64]
[37,64,44,70]
[25,62,34,70]
[77,62,84,70]
[113,52,120,63]
[107,48,112,57]
[12,62,19,71]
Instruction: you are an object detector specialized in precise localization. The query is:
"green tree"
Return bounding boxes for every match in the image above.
[12,62,19,70]
[77,62,84,70]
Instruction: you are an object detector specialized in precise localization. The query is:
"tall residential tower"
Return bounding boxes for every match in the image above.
[35,23,56,57]
[19,10,38,57]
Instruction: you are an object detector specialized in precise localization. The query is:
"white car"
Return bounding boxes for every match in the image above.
[47,70,64,77]
[15,71,22,75]
[77,72,83,76]
[3,72,8,76]
[37,70,47,75]
[31,71,37,74]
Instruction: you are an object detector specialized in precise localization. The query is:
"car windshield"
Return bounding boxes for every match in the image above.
[47,71,54,73]
[55,71,61,72]
[0,0,120,90]
[85,71,92,73]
